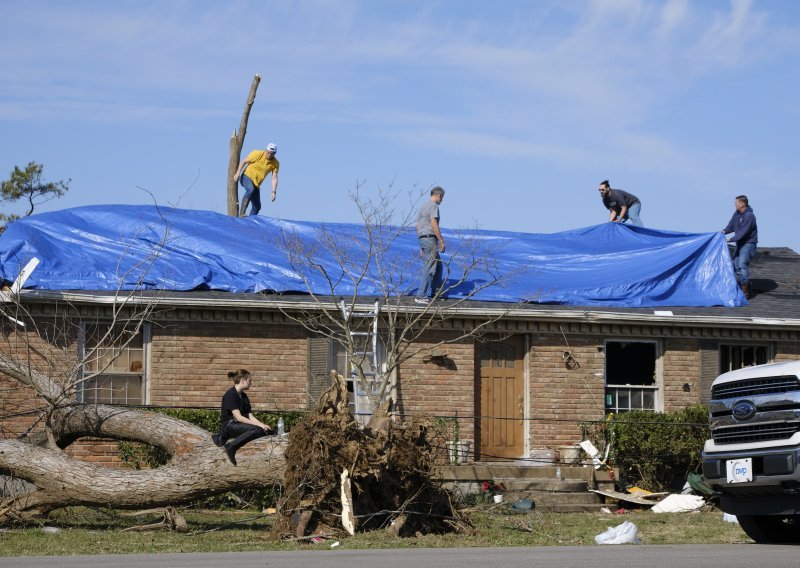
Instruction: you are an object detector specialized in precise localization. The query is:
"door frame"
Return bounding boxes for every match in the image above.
[475,334,529,461]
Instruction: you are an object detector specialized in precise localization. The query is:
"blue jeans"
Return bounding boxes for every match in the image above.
[417,237,442,298]
[734,242,756,284]
[621,202,643,227]
[239,174,261,216]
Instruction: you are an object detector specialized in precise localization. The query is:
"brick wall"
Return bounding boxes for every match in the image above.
[397,331,476,444]
[529,334,606,447]
[0,315,80,438]
[64,438,127,467]
[662,338,702,412]
[149,321,309,412]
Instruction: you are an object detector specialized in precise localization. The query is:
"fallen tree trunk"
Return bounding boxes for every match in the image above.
[0,407,285,523]
[0,353,285,524]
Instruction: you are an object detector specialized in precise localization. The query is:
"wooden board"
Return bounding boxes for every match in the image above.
[591,489,668,506]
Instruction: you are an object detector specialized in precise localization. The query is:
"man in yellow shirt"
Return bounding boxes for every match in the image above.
[233,143,280,216]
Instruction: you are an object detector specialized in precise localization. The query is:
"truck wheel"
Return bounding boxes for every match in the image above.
[737,515,800,544]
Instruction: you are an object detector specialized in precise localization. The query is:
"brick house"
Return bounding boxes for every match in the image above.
[3,246,798,464]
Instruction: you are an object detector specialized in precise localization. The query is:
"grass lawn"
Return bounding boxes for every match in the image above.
[0,506,751,556]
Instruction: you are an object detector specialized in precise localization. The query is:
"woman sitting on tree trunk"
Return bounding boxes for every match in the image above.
[212,369,273,465]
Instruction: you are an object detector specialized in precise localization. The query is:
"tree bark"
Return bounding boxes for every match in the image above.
[227,74,261,216]
[0,405,285,523]
[0,350,285,524]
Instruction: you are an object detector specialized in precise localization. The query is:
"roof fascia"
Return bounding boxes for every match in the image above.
[16,290,800,329]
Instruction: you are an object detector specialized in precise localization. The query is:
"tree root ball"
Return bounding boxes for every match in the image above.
[275,410,470,538]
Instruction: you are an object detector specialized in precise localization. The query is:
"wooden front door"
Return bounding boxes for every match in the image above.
[478,336,525,460]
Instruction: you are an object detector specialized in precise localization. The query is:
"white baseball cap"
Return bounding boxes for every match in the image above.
[266,143,277,153]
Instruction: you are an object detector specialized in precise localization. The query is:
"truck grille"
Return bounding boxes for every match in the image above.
[711,375,800,400]
[712,421,800,445]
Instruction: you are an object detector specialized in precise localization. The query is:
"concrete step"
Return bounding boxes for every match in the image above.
[497,490,612,513]
[437,464,593,482]
[436,462,620,513]
[504,490,599,505]
[547,503,615,513]
[494,479,589,492]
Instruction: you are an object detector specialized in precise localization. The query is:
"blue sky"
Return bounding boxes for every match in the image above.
[2,0,798,252]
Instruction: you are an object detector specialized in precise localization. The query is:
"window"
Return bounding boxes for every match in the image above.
[331,336,386,423]
[719,344,770,373]
[604,340,659,414]
[80,323,149,405]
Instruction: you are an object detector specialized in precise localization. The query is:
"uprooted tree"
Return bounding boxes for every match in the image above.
[278,370,472,537]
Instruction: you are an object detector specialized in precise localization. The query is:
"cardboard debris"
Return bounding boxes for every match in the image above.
[591,488,667,506]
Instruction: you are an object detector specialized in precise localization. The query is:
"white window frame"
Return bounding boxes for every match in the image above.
[331,338,387,423]
[604,339,662,414]
[78,322,150,405]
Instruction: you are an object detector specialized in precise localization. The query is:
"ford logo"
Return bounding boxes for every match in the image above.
[732,400,757,421]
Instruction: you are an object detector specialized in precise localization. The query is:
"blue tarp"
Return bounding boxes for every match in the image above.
[0,205,745,307]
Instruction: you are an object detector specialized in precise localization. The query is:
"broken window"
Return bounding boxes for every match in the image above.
[80,322,149,405]
[604,340,659,414]
[719,344,770,373]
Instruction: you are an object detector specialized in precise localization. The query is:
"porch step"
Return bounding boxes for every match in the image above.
[495,479,589,492]
[437,464,594,482]
[435,463,619,513]
[504,489,599,506]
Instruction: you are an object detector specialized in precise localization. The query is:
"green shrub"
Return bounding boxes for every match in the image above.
[582,404,709,491]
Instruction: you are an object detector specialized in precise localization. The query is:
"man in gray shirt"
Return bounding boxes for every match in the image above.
[598,179,643,227]
[415,186,446,304]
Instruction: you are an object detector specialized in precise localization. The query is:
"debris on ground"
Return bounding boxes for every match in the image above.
[120,507,188,532]
[650,494,705,513]
[591,488,664,507]
[595,520,641,545]
[510,499,534,512]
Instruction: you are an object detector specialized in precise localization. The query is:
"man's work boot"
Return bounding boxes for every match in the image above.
[238,197,251,217]
[740,282,751,299]
[211,433,223,447]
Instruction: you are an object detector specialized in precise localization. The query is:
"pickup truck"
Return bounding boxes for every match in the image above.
[702,360,800,544]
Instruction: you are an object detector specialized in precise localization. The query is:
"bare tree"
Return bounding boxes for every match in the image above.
[0,212,283,524]
[273,184,515,421]
[262,184,515,537]
[227,75,261,216]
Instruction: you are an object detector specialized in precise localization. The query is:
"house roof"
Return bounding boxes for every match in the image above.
[1,205,746,309]
[17,247,800,330]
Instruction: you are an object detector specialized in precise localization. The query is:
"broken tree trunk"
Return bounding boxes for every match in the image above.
[227,74,261,216]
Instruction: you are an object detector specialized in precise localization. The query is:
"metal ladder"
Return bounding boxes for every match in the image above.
[338,299,381,402]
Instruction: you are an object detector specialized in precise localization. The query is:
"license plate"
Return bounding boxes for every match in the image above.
[726,458,753,483]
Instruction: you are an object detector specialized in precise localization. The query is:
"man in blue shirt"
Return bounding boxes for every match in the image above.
[722,195,758,299]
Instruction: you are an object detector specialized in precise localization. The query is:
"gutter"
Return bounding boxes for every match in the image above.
[16,289,800,330]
